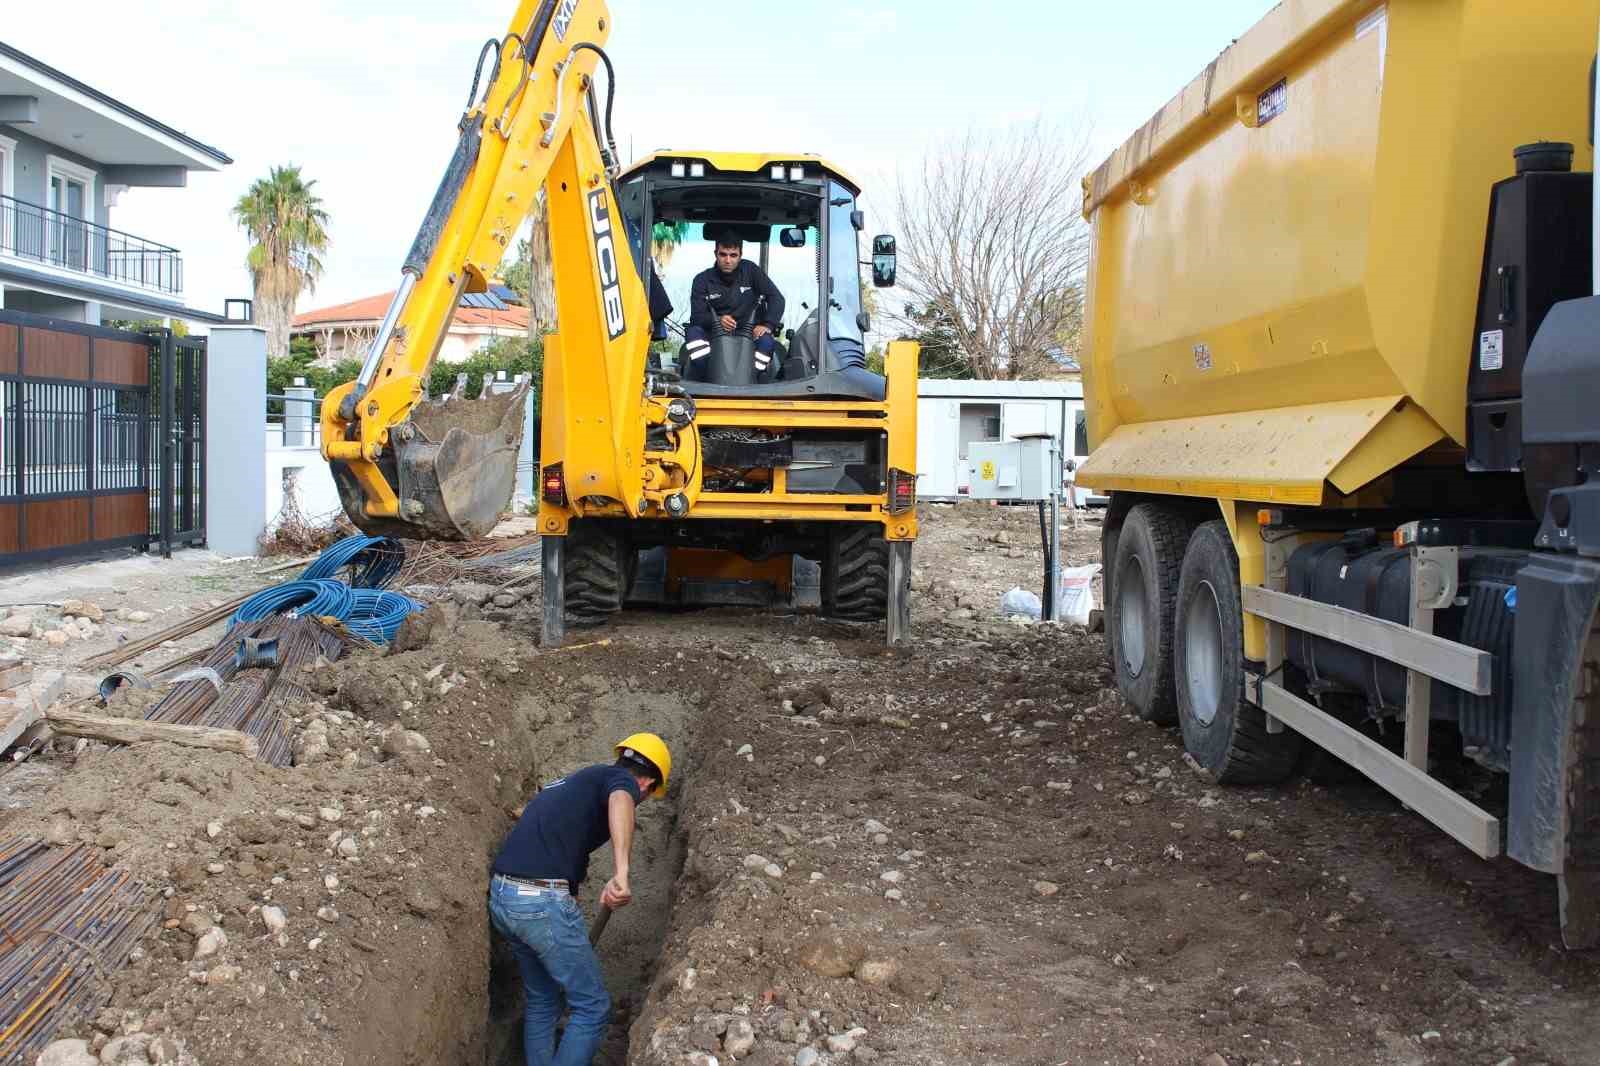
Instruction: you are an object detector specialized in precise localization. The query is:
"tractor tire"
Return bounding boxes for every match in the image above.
[1174,521,1301,784]
[564,522,631,627]
[1109,503,1195,724]
[822,523,891,621]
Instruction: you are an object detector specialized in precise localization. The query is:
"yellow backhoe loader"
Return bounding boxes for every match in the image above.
[320,0,919,644]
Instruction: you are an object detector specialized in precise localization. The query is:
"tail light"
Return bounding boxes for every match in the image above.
[541,463,567,506]
[887,468,916,514]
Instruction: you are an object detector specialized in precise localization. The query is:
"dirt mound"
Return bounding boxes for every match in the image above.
[623,613,1599,1066]
[4,610,693,1065]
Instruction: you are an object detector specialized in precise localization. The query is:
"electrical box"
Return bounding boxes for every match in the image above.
[967,438,1054,500]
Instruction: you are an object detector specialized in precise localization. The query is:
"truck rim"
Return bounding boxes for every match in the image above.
[1119,556,1148,678]
[1183,579,1225,726]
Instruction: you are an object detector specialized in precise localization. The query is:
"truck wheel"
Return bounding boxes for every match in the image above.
[565,522,630,627]
[1560,628,1600,949]
[1174,521,1300,783]
[1110,503,1193,724]
[1100,519,1121,669]
[822,524,890,621]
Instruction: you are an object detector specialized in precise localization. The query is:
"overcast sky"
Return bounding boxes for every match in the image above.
[4,0,1275,324]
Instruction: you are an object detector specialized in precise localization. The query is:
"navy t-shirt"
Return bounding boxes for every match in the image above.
[493,764,641,892]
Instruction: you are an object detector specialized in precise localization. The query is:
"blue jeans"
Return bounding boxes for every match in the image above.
[488,877,611,1066]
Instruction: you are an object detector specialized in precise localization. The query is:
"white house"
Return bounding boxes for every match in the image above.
[0,40,233,324]
[292,289,530,365]
[916,379,1099,505]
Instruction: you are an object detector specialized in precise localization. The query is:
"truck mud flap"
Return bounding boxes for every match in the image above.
[1507,554,1600,948]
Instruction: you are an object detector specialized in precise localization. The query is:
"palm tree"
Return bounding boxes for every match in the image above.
[232,165,331,358]
[651,220,690,270]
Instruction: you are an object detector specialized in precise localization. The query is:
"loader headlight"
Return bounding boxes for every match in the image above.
[789,165,804,181]
[770,164,786,180]
[689,162,705,178]
[671,162,686,178]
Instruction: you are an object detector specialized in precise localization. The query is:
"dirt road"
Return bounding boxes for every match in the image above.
[3,503,1595,1066]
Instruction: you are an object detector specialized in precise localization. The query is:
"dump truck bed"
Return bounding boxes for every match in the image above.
[1077,0,1600,505]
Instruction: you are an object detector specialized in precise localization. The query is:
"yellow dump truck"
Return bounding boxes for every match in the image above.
[1077,0,1600,947]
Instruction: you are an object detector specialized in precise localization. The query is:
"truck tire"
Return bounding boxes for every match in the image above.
[822,524,890,621]
[1101,519,1121,669]
[1560,625,1600,949]
[1109,503,1193,724]
[1174,521,1300,784]
[565,522,631,627]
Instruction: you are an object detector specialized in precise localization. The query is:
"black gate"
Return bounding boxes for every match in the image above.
[156,331,206,556]
[0,309,206,566]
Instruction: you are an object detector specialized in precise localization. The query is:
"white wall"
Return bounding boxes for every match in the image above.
[265,440,343,528]
[206,327,268,556]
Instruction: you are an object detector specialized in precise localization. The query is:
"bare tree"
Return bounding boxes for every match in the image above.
[893,120,1090,379]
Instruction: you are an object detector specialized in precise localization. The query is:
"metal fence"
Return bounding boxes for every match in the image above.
[0,310,204,565]
[0,194,183,295]
[266,390,322,449]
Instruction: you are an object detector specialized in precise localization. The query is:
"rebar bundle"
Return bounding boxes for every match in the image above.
[397,534,541,585]
[0,839,156,1062]
[141,617,346,767]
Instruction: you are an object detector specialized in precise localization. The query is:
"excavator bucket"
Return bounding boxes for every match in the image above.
[332,382,529,541]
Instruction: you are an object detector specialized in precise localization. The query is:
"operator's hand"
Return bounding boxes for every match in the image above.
[600,875,632,911]
[752,324,771,340]
[719,314,737,332]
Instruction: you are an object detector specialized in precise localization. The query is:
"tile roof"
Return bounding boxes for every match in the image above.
[292,291,530,331]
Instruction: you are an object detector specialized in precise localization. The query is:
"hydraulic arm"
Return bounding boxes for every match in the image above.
[321,0,700,540]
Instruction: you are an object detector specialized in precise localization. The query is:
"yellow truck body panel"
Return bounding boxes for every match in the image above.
[1077,0,1600,503]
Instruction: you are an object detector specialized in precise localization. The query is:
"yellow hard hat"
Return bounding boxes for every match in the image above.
[616,733,671,798]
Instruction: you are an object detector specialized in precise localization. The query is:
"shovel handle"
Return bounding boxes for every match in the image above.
[588,905,613,946]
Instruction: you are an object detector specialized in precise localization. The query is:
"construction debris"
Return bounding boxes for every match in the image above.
[80,595,254,673]
[43,709,260,758]
[137,617,346,767]
[0,838,156,1062]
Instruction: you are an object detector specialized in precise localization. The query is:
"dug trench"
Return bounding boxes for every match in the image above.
[8,505,1600,1065]
[6,608,710,1066]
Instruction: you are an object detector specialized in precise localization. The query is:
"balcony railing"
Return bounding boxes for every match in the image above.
[0,193,183,295]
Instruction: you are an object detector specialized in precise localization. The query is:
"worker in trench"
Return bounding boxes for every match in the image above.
[488,733,672,1066]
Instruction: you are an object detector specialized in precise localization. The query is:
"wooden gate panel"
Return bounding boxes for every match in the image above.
[22,327,89,380]
[95,339,149,387]
[93,493,148,541]
[21,499,90,552]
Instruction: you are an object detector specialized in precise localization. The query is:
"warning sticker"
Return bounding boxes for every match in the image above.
[1479,329,1504,371]
[979,460,997,482]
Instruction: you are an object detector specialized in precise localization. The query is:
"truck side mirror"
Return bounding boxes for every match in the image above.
[871,234,897,288]
[850,209,865,231]
[779,227,807,249]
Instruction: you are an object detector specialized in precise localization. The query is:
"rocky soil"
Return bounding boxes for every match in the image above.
[2,503,1595,1066]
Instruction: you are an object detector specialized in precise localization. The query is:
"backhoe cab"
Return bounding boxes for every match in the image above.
[540,151,920,642]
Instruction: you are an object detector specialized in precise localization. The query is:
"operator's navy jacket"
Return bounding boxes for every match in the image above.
[688,260,786,334]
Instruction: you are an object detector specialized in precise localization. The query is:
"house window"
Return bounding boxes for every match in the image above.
[46,156,96,273]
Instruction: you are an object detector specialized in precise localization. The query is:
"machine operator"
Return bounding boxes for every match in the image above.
[685,232,787,375]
